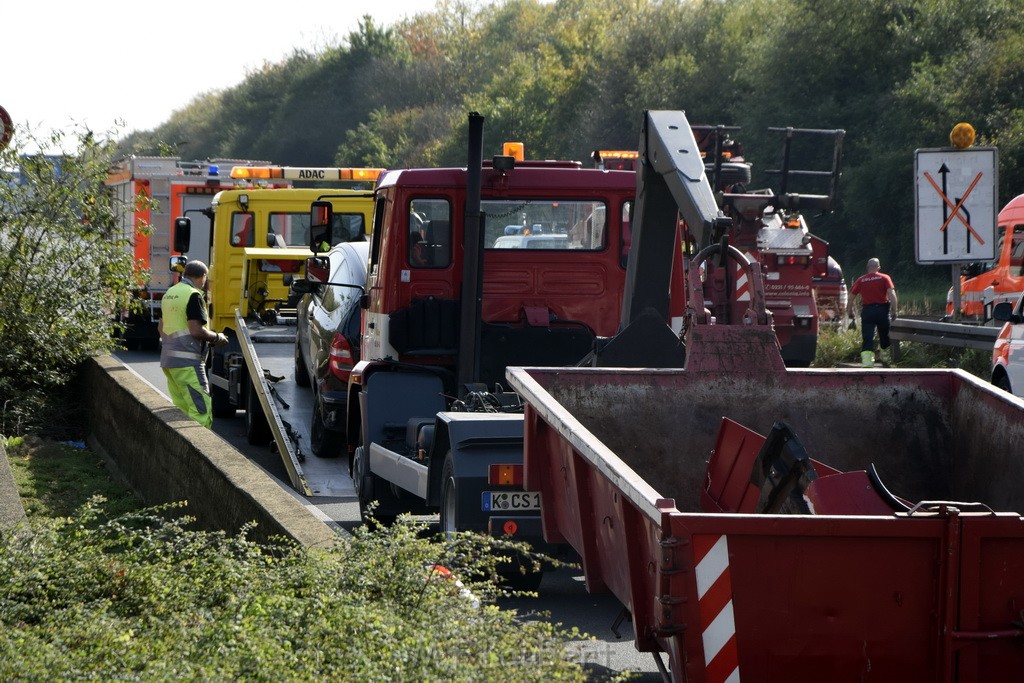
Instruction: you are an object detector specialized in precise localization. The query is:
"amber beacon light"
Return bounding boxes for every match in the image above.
[949,122,976,149]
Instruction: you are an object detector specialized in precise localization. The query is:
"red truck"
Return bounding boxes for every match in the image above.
[307,115,689,579]
[508,110,1024,681]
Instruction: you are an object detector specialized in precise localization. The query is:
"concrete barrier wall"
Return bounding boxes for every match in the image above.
[80,355,338,549]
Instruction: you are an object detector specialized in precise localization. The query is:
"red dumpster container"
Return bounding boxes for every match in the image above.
[509,350,1024,682]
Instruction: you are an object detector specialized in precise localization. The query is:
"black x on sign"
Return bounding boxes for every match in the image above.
[914,147,998,264]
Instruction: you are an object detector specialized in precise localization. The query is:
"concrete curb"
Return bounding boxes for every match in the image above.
[0,440,27,529]
[80,355,339,549]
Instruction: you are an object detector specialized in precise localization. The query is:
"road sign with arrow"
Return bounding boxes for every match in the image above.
[914,146,998,264]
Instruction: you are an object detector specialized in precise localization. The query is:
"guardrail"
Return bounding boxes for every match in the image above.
[889,317,1000,351]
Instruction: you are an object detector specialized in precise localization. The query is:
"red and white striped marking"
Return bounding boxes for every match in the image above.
[734,262,751,302]
[694,534,740,683]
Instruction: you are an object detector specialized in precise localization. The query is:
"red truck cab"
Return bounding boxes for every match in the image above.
[359,160,657,387]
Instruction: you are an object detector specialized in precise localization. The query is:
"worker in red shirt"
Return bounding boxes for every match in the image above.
[851,257,898,367]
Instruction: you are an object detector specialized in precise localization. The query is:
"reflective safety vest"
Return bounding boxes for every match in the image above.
[160,280,207,369]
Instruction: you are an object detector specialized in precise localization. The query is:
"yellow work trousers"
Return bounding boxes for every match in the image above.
[163,366,213,429]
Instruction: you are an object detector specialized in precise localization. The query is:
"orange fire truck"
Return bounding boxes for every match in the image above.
[105,156,281,345]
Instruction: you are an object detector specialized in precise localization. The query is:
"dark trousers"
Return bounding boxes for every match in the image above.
[861,304,891,352]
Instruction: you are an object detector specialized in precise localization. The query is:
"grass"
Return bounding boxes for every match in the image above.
[3,436,141,518]
[814,320,990,379]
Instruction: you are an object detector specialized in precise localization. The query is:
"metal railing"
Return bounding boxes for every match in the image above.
[889,317,1000,351]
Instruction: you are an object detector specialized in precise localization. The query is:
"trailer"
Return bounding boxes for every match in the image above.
[507,110,1024,681]
[511,356,1024,681]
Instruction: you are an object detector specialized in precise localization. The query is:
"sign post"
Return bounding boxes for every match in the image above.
[914,131,998,321]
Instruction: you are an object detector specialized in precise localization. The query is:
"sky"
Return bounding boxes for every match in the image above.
[3,1,456,151]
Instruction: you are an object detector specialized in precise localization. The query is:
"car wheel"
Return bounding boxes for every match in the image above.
[294,341,311,388]
[310,392,344,458]
[994,373,1012,394]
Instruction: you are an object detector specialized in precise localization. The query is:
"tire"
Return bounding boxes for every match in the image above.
[439,452,458,538]
[210,348,236,418]
[310,391,344,458]
[294,341,311,388]
[245,383,273,446]
[439,452,543,590]
[994,373,1012,394]
[211,384,235,418]
[353,445,396,527]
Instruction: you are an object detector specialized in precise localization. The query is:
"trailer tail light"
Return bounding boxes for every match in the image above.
[328,333,354,381]
[488,464,523,486]
[777,255,810,266]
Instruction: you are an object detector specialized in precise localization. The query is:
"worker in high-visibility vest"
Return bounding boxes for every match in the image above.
[158,260,228,428]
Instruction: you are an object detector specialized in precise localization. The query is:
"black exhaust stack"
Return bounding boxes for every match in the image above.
[456,112,485,394]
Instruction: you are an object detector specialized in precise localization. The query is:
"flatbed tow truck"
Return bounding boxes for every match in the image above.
[173,166,379,498]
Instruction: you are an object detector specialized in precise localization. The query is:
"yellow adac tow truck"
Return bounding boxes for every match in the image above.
[172,166,379,495]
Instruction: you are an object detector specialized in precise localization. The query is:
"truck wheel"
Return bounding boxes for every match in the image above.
[211,385,235,418]
[439,452,458,538]
[310,392,343,458]
[353,445,396,527]
[245,384,272,446]
[294,342,311,388]
[995,373,1012,394]
[209,349,236,418]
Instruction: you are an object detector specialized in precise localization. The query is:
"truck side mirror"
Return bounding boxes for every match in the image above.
[310,201,333,253]
[169,255,187,274]
[290,278,319,295]
[173,217,191,254]
[305,255,330,283]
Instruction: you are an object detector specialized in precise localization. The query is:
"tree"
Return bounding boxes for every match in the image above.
[0,125,140,436]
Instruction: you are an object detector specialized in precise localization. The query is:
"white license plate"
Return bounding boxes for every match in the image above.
[482,491,541,512]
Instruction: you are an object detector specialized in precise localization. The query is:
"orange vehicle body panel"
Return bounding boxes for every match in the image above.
[949,193,1024,318]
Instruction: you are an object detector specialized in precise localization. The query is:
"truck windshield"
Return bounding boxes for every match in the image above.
[268,212,365,248]
[483,199,606,250]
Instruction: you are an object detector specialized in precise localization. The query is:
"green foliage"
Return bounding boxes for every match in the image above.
[112,0,1024,297]
[814,319,990,379]
[0,500,588,681]
[813,324,863,367]
[0,127,142,437]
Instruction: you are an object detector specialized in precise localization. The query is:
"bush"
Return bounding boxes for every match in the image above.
[0,127,144,438]
[0,501,589,681]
